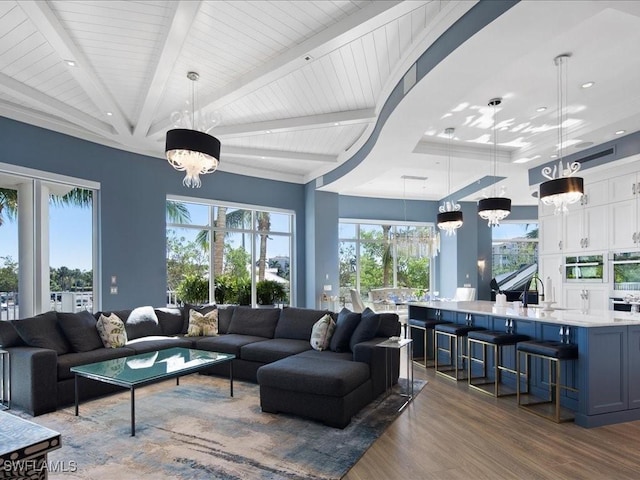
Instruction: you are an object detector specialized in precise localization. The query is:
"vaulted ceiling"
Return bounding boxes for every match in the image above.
[2,1,639,206]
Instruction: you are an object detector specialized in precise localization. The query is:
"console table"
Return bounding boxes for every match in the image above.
[408,300,640,428]
[0,412,61,479]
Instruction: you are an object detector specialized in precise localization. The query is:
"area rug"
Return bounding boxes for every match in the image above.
[12,375,426,480]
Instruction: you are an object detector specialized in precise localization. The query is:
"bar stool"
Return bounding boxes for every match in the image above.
[467,329,529,397]
[434,322,485,381]
[516,340,579,423]
[408,318,446,367]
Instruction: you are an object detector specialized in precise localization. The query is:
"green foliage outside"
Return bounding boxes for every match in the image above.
[256,280,286,305]
[0,256,18,292]
[176,274,209,305]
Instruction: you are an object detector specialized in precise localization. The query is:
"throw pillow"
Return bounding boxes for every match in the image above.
[310,314,336,351]
[349,307,382,351]
[186,308,219,337]
[181,304,217,334]
[11,311,70,355]
[96,313,128,348]
[329,308,361,353]
[57,310,104,352]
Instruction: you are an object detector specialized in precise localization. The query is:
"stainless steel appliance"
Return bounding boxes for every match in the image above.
[564,254,605,282]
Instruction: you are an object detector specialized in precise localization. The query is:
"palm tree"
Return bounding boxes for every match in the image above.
[0,188,18,226]
[257,212,271,281]
[166,200,191,224]
[382,225,393,287]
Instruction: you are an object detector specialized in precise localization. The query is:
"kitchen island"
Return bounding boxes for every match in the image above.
[408,300,640,427]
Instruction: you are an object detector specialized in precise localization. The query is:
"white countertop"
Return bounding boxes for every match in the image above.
[408,300,640,328]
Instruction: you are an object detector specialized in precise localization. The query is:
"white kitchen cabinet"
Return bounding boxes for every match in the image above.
[609,199,640,250]
[538,254,563,303]
[563,204,608,252]
[563,285,608,311]
[540,214,563,254]
[609,172,639,203]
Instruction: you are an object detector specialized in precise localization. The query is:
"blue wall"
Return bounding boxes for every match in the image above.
[0,117,307,310]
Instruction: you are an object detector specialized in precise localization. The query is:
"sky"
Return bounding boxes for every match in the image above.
[0,202,93,271]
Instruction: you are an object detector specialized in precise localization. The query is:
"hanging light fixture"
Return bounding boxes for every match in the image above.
[395,176,440,257]
[437,127,463,236]
[539,54,584,214]
[478,97,511,226]
[166,72,221,188]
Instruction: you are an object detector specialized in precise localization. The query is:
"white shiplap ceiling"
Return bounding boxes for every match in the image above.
[1,1,640,206]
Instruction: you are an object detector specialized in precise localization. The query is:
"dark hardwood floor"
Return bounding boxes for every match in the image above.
[344,364,640,480]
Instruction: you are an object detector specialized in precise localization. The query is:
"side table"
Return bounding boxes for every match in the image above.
[0,348,9,410]
[376,338,414,410]
[0,411,61,479]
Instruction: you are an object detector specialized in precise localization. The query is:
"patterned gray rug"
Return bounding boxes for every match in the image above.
[13,375,426,480]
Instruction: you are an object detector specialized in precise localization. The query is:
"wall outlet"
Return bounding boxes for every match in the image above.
[110,286,118,295]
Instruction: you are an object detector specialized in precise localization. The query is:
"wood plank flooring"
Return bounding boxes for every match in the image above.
[344,365,640,480]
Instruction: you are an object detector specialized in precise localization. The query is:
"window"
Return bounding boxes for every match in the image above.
[167,198,294,307]
[339,221,436,305]
[492,222,538,288]
[0,164,99,319]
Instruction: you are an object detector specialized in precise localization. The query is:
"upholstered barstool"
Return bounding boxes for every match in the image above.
[516,340,579,423]
[409,318,446,367]
[434,322,485,381]
[467,330,529,397]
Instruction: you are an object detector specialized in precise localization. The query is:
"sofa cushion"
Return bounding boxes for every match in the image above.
[310,314,335,351]
[12,311,70,355]
[96,313,128,348]
[124,336,194,354]
[257,355,370,397]
[227,307,280,338]
[241,338,311,363]
[193,334,269,357]
[329,308,361,353]
[294,349,354,363]
[155,307,184,335]
[349,308,381,351]
[182,304,216,334]
[274,307,330,340]
[57,347,136,380]
[0,320,23,348]
[217,306,235,334]
[376,311,401,338]
[57,310,104,352]
[186,308,218,336]
[114,306,163,340]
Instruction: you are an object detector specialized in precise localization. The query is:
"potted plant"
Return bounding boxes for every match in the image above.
[176,274,209,305]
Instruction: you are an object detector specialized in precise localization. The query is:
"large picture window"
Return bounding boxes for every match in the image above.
[339,221,436,308]
[492,223,538,292]
[167,197,294,307]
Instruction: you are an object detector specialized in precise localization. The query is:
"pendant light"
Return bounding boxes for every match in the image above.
[437,127,463,235]
[539,54,584,214]
[166,72,221,188]
[478,98,511,226]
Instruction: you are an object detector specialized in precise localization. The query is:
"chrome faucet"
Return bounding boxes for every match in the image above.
[524,274,545,306]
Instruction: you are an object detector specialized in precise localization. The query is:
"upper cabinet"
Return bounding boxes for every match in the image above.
[608,173,640,250]
[562,180,608,252]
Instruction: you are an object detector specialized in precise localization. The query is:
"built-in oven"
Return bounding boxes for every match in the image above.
[564,254,605,282]
[609,251,640,310]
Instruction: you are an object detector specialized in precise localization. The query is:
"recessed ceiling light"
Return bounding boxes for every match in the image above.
[550,154,558,159]
[333,122,339,126]
[261,156,266,159]
[581,81,595,89]
[265,130,271,134]
[303,54,313,61]
[536,107,547,112]
[65,60,77,67]
[106,112,113,116]
[615,130,626,135]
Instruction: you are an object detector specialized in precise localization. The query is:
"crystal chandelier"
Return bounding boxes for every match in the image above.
[539,54,584,214]
[478,98,511,226]
[165,72,221,188]
[437,127,463,235]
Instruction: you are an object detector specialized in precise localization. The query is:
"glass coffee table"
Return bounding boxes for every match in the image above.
[71,347,234,436]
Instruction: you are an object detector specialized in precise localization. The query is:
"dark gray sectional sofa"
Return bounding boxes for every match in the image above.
[0,304,400,428]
